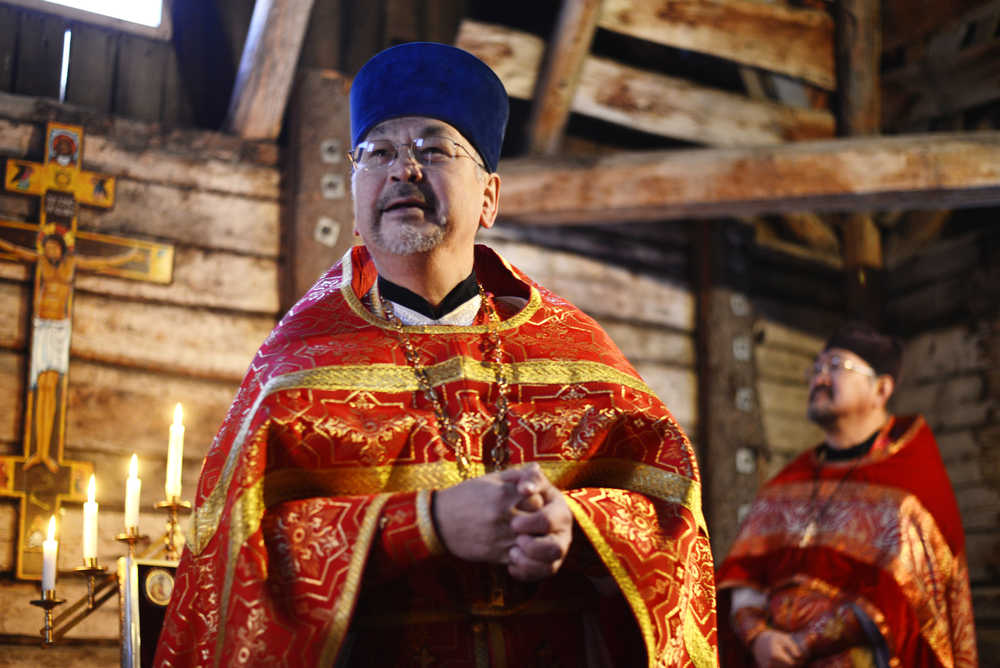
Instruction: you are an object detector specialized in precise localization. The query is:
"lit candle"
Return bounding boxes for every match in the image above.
[42,515,57,592]
[165,403,184,501]
[125,454,141,531]
[83,475,98,562]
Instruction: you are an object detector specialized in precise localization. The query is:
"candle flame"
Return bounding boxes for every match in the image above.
[173,403,183,425]
[87,474,96,503]
[129,453,138,479]
[47,515,56,542]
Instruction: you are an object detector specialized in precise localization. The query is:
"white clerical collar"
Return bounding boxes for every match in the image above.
[385,295,482,326]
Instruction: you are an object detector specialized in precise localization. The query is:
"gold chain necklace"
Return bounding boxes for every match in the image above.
[377,283,511,479]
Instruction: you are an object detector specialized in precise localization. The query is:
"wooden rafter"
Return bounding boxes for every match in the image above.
[525,0,604,154]
[225,0,316,139]
[495,132,1000,225]
[458,21,834,148]
[598,0,835,89]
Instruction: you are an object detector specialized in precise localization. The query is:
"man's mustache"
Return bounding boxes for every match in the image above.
[809,386,832,401]
[377,183,437,212]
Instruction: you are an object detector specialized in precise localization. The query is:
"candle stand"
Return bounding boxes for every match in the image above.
[74,558,109,609]
[155,498,192,561]
[115,526,147,557]
[29,589,65,645]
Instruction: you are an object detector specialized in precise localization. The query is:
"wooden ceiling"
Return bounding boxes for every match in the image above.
[223,0,1000,269]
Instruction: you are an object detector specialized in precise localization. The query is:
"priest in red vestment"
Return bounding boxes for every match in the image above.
[155,42,717,667]
[717,323,977,667]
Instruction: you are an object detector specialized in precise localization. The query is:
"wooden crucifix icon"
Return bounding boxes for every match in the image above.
[0,122,174,580]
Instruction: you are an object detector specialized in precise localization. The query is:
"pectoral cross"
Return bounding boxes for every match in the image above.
[0,122,174,580]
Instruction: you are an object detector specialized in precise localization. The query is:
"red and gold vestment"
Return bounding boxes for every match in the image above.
[155,245,717,667]
[717,415,977,667]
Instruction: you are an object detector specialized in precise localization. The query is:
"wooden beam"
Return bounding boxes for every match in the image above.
[598,0,835,89]
[526,0,604,154]
[225,0,316,139]
[495,132,1000,224]
[457,21,834,148]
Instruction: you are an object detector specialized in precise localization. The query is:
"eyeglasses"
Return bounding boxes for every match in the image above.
[805,354,877,382]
[348,137,486,172]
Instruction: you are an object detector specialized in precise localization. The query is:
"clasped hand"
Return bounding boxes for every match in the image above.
[433,463,573,581]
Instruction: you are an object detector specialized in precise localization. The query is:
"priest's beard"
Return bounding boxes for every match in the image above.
[807,387,837,428]
[373,216,448,255]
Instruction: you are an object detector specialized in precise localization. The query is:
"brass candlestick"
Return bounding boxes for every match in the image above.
[29,589,65,645]
[155,498,191,561]
[115,527,145,557]
[73,558,108,609]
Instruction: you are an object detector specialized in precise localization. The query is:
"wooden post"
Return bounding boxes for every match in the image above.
[525,0,604,154]
[225,0,316,140]
[695,222,768,560]
[281,69,355,311]
[836,0,883,324]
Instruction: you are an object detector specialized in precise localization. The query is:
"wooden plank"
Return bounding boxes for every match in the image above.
[0,349,237,461]
[526,0,603,155]
[633,363,696,434]
[494,132,1000,225]
[113,34,169,122]
[753,317,826,355]
[884,210,950,268]
[63,23,116,113]
[14,9,65,99]
[887,231,982,295]
[0,283,273,381]
[898,325,990,384]
[458,21,835,148]
[0,110,281,195]
[0,6,19,92]
[761,410,825,457]
[759,378,811,418]
[0,180,280,258]
[591,320,694,367]
[485,238,696,332]
[0,573,119,639]
[225,0,316,139]
[756,345,813,384]
[0,246,279,314]
[598,0,835,89]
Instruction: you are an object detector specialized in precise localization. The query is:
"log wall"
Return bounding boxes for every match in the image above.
[0,94,280,656]
[887,224,1000,658]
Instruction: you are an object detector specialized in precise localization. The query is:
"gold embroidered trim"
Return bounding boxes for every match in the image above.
[320,494,390,666]
[416,489,445,556]
[565,495,657,668]
[212,478,265,668]
[259,357,655,398]
[259,459,702,529]
[684,603,718,668]
[340,249,542,334]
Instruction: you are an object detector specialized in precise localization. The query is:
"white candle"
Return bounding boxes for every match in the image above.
[83,475,98,562]
[165,403,185,501]
[41,515,57,592]
[125,454,141,530]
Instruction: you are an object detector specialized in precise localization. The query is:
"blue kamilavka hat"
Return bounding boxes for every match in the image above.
[350,42,510,173]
